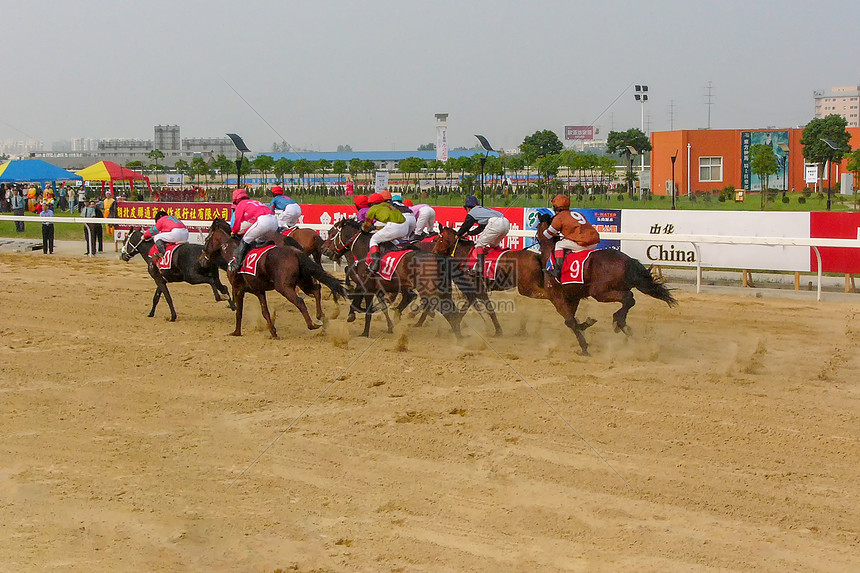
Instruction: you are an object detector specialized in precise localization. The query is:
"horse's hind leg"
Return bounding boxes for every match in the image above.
[477,292,503,337]
[549,293,589,355]
[231,288,245,336]
[611,291,635,335]
[377,292,394,333]
[159,282,178,322]
[148,288,161,318]
[256,292,279,339]
[276,283,319,330]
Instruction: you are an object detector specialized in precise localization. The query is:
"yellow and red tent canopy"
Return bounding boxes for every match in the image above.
[76,161,151,195]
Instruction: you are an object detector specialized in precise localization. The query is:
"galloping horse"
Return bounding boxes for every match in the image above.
[534,213,677,355]
[200,218,346,338]
[120,228,234,321]
[277,226,325,265]
[323,219,463,337]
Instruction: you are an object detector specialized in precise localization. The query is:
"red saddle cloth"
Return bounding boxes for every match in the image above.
[467,247,509,280]
[560,249,596,284]
[377,249,411,280]
[240,244,277,275]
[281,226,298,237]
[148,243,181,270]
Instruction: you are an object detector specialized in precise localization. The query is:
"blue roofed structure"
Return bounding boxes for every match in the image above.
[262,150,499,170]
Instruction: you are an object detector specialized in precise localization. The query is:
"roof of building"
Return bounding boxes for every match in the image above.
[262,150,499,162]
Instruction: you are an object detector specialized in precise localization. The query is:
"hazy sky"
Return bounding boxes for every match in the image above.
[3,0,858,152]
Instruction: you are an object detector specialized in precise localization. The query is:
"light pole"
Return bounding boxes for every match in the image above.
[226,133,250,188]
[474,134,495,206]
[670,151,678,210]
[778,142,790,196]
[634,84,649,189]
[626,145,639,199]
[821,138,839,211]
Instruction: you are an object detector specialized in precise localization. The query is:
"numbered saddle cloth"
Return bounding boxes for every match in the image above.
[377,249,412,281]
[240,244,277,276]
[148,243,181,270]
[468,247,509,280]
[281,226,298,237]
[559,249,596,284]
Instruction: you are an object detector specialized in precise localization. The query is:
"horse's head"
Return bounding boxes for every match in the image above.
[325,218,363,257]
[432,226,459,255]
[534,213,554,245]
[120,228,146,262]
[200,217,231,267]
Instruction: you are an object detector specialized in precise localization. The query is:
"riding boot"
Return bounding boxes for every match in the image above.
[152,239,167,263]
[228,241,249,272]
[476,253,486,278]
[553,257,564,280]
[369,251,382,273]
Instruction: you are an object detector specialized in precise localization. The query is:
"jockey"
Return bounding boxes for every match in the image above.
[363,192,409,272]
[228,188,279,271]
[543,194,600,280]
[144,210,189,262]
[456,195,511,276]
[408,201,436,237]
[390,193,416,235]
[353,194,370,222]
[270,185,302,229]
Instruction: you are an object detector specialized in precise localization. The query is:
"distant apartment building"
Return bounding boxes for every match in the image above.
[813,85,860,127]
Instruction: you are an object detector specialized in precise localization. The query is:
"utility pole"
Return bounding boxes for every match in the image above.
[705,81,714,129]
[668,100,676,131]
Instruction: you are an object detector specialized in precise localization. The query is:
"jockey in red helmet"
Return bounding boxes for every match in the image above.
[228,189,279,271]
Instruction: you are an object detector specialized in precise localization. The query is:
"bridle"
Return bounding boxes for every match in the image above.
[122,230,146,259]
[330,222,362,255]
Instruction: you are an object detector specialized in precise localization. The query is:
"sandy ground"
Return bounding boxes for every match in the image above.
[0,252,858,572]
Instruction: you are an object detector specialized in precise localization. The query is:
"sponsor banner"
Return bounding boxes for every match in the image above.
[436,125,448,162]
[621,210,811,271]
[165,174,184,185]
[805,164,819,184]
[742,130,789,191]
[523,208,621,251]
[374,171,390,192]
[565,126,594,141]
[117,201,231,225]
[810,212,860,273]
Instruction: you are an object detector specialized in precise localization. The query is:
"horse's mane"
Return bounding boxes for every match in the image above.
[340,218,363,230]
[211,217,231,233]
[536,212,553,225]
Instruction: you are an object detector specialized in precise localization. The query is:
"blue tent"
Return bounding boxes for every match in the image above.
[0,159,82,183]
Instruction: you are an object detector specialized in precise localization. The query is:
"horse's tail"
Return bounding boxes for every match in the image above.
[298,253,347,302]
[625,256,677,307]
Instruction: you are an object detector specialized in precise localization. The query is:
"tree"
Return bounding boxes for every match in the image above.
[190,157,211,187]
[293,159,311,187]
[399,157,426,189]
[253,155,275,189]
[273,157,294,186]
[606,128,652,198]
[520,130,563,163]
[845,148,860,210]
[212,154,233,185]
[332,159,347,185]
[417,142,436,151]
[126,160,144,170]
[749,144,779,210]
[147,149,164,185]
[801,114,851,208]
[336,144,353,153]
[173,159,190,181]
[348,158,363,186]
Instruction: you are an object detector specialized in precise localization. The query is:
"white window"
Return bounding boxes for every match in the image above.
[699,156,722,182]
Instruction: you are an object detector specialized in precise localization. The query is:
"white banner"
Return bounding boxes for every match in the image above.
[805,164,818,184]
[620,210,811,272]
[374,171,389,193]
[166,173,184,185]
[436,126,448,162]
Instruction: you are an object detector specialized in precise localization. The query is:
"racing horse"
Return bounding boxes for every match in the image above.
[534,213,677,355]
[120,228,234,321]
[277,226,325,266]
[200,218,347,338]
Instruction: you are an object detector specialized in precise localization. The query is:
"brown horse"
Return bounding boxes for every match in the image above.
[534,213,677,355]
[200,218,346,338]
[278,227,324,265]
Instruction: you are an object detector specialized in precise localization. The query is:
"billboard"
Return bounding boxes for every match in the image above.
[564,126,594,141]
[523,208,621,251]
[741,130,789,191]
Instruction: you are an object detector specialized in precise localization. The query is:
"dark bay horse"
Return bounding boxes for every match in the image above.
[323,219,463,337]
[278,227,325,265]
[200,218,346,338]
[534,213,677,355]
[120,229,234,321]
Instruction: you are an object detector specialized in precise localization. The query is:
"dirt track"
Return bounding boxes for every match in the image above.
[1,253,858,572]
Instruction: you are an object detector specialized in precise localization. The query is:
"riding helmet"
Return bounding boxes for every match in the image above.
[391,193,403,202]
[354,194,369,208]
[232,188,249,204]
[464,195,479,208]
[403,199,414,207]
[368,193,385,205]
[551,194,571,210]
[380,190,392,201]
[271,185,284,195]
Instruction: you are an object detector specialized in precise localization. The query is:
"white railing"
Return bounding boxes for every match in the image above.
[2,215,859,301]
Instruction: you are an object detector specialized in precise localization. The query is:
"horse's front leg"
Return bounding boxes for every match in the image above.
[231,288,245,336]
[148,287,161,318]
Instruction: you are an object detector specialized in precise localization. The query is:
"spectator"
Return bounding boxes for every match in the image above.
[1,184,9,212]
[94,199,104,252]
[82,200,98,257]
[77,185,86,213]
[11,188,26,232]
[40,200,54,254]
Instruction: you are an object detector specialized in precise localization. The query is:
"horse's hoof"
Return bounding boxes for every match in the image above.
[581,317,597,330]
[229,331,241,337]
[346,314,356,323]
[308,324,321,330]
[147,314,154,318]
[622,325,632,336]
[359,332,369,338]
[169,317,177,322]
[578,349,591,357]
[271,334,280,339]
[493,330,503,337]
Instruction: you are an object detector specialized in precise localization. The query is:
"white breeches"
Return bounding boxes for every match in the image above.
[403,213,417,234]
[154,228,189,244]
[242,214,279,244]
[277,203,301,228]
[414,207,436,235]
[556,238,593,252]
[369,220,411,248]
[475,216,511,249]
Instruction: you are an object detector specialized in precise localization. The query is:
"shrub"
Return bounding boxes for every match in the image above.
[802,187,813,197]
[718,195,726,202]
[798,196,807,204]
[631,195,639,201]
[782,196,790,204]
[617,194,625,201]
